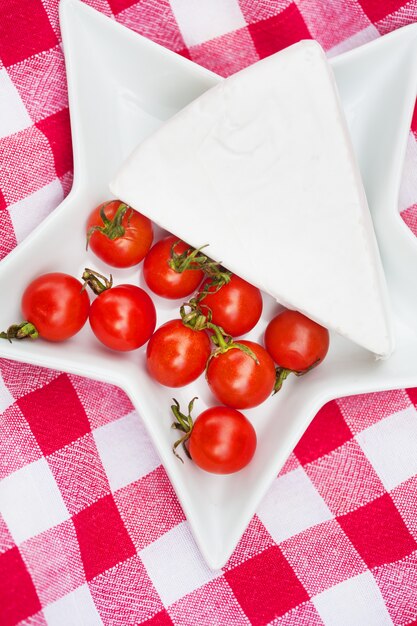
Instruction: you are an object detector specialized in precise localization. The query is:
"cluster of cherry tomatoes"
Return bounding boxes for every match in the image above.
[1,200,330,475]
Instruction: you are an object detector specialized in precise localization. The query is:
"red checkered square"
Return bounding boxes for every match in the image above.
[401,205,417,238]
[391,475,417,542]
[115,466,184,551]
[0,126,56,205]
[88,554,163,625]
[0,404,43,480]
[224,515,275,572]
[107,0,135,12]
[0,189,6,210]
[270,600,324,626]
[225,546,309,624]
[248,3,311,59]
[20,519,84,605]
[294,400,353,465]
[280,519,367,595]
[8,47,67,123]
[17,373,90,456]
[294,0,371,51]
[0,0,58,67]
[73,495,135,581]
[373,550,417,625]
[336,389,411,435]
[140,611,174,626]
[239,0,292,25]
[168,577,250,626]
[0,360,60,399]
[0,515,14,555]
[36,108,73,178]
[68,375,134,430]
[337,493,417,569]
[358,0,407,23]
[0,209,17,260]
[47,433,110,516]
[305,439,385,515]
[189,28,260,78]
[0,547,41,626]
[117,0,187,52]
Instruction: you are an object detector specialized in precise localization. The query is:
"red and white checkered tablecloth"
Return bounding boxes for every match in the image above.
[1,1,417,624]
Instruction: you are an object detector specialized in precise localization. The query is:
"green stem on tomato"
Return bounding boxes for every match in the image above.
[273,358,322,394]
[81,268,113,296]
[0,321,39,342]
[168,241,232,297]
[171,397,197,462]
[86,202,132,249]
[273,367,291,394]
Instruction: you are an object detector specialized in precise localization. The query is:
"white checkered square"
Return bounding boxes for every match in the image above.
[170,0,246,47]
[140,521,221,606]
[9,179,63,243]
[43,584,103,626]
[0,458,69,544]
[93,410,160,492]
[356,406,417,491]
[257,467,332,543]
[0,69,32,139]
[313,571,393,626]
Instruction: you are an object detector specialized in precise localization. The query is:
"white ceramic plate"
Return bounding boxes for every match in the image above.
[1,0,417,569]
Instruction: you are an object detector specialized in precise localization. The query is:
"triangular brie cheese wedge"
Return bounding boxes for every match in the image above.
[110,40,393,357]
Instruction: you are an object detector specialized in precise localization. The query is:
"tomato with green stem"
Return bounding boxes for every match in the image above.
[198,273,262,336]
[206,331,276,409]
[146,319,211,387]
[0,273,90,342]
[143,236,204,299]
[86,200,153,268]
[83,269,156,351]
[171,398,256,474]
[264,310,330,391]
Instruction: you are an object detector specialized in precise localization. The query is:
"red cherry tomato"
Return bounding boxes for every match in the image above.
[198,274,262,336]
[143,236,204,299]
[89,284,156,351]
[86,200,153,268]
[21,273,89,341]
[147,319,211,387]
[206,340,275,409]
[264,310,329,372]
[189,406,257,474]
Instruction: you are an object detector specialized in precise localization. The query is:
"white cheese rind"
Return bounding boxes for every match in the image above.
[110,40,394,357]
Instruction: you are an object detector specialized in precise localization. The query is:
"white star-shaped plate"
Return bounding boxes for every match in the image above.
[1,0,417,569]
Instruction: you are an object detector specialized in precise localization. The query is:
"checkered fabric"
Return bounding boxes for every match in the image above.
[1,0,417,624]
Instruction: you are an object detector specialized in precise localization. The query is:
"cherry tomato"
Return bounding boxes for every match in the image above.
[89,284,156,351]
[206,340,275,409]
[147,319,211,387]
[189,406,257,474]
[264,310,329,372]
[143,236,204,299]
[198,274,262,336]
[86,200,153,268]
[21,273,89,341]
